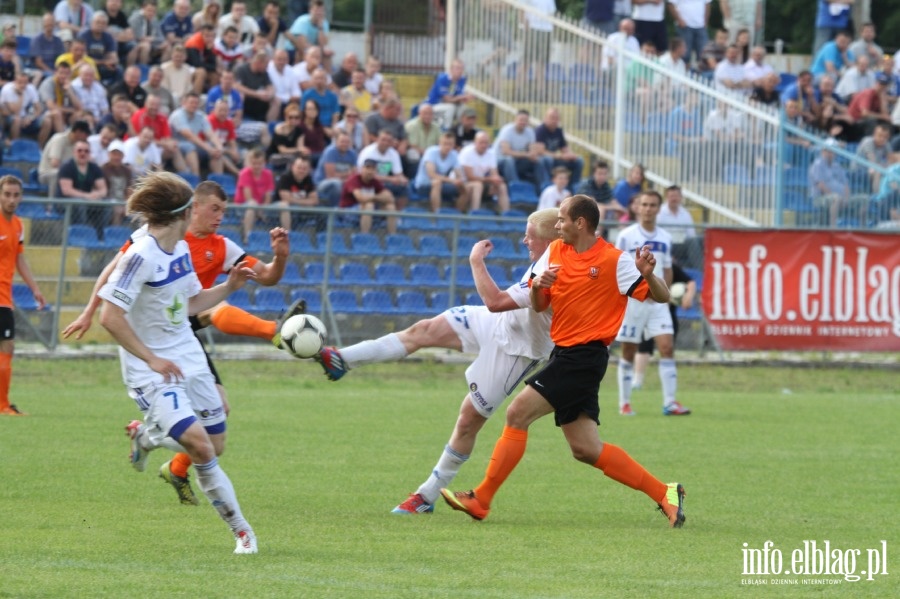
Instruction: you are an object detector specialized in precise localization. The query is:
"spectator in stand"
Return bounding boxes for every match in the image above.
[836,55,875,101]
[100,0,134,67]
[657,184,696,242]
[848,23,883,68]
[233,51,278,145]
[363,55,383,96]
[314,130,357,206]
[734,27,751,63]
[54,0,94,41]
[130,93,184,171]
[207,99,241,175]
[267,102,304,168]
[666,0,710,69]
[654,37,688,107]
[122,126,162,177]
[577,159,626,225]
[813,0,851,55]
[424,58,473,129]
[334,107,365,152]
[101,139,131,224]
[31,13,65,76]
[704,100,749,177]
[698,27,728,78]
[205,69,242,118]
[268,49,301,114]
[78,12,122,86]
[537,166,571,210]
[364,96,409,156]
[217,1,259,56]
[161,44,204,104]
[214,26,244,71]
[357,129,409,209]
[97,94,136,139]
[414,131,466,213]
[129,0,167,66]
[714,44,751,97]
[854,122,891,192]
[236,148,275,241]
[370,79,396,113]
[293,46,331,93]
[332,52,359,90]
[632,0,666,57]
[814,74,852,136]
[781,99,815,162]
[159,0,192,62]
[0,40,20,90]
[625,39,657,99]
[743,45,774,88]
[875,154,900,224]
[300,67,340,135]
[142,66,175,115]
[87,122,117,166]
[535,106,585,189]
[750,72,780,107]
[581,0,618,35]
[257,1,292,52]
[405,103,442,178]
[169,91,224,176]
[39,61,82,136]
[192,1,220,32]
[811,31,853,83]
[809,138,866,226]
[458,130,510,213]
[185,24,219,90]
[108,65,147,112]
[340,158,397,234]
[71,64,109,128]
[719,0,761,45]
[1,72,51,145]
[243,34,274,63]
[288,0,333,66]
[454,107,480,149]
[55,38,99,79]
[612,163,646,209]
[297,99,329,168]
[780,70,819,125]
[39,119,90,192]
[340,69,372,118]
[846,74,892,141]
[495,109,548,195]
[57,140,108,231]
[276,155,319,230]
[601,18,640,71]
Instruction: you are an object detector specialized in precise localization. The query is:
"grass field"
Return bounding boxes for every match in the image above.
[1,357,897,598]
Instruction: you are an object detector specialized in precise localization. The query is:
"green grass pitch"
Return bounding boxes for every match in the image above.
[1,358,897,598]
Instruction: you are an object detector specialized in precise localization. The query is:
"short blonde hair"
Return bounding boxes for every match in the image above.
[528,208,559,241]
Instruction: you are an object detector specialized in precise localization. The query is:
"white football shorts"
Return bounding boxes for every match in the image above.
[615,297,674,343]
[128,371,226,446]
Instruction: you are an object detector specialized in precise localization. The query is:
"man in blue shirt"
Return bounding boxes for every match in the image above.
[30,12,65,75]
[301,67,340,131]
[314,131,358,206]
[424,58,473,129]
[813,0,851,55]
[809,138,865,227]
[78,12,119,85]
[287,0,333,66]
[160,0,192,59]
[414,132,466,212]
[810,31,853,82]
[535,106,585,188]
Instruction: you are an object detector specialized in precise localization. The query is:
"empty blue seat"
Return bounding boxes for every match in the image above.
[317,232,351,255]
[22,168,49,197]
[487,264,511,287]
[409,263,443,286]
[375,262,408,285]
[254,288,286,313]
[465,292,484,306]
[419,234,451,257]
[350,233,384,255]
[784,167,808,189]
[218,228,243,247]
[360,290,395,314]
[280,262,303,285]
[399,207,438,231]
[0,167,22,179]
[454,236,477,257]
[684,268,703,291]
[102,225,133,249]
[15,36,30,59]
[67,224,101,248]
[208,173,237,197]
[724,164,751,185]
[464,208,503,232]
[499,209,527,232]
[290,288,322,312]
[247,230,272,253]
[489,238,520,259]
[7,139,41,163]
[447,265,475,287]
[328,290,360,313]
[13,284,39,311]
[396,291,430,314]
[511,265,529,281]
[303,262,327,283]
[430,291,459,310]
[336,262,373,284]
[227,289,253,311]
[177,172,200,188]
[509,181,538,205]
[384,233,419,256]
[289,231,321,255]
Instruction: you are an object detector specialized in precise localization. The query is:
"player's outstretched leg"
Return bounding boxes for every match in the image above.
[315,346,348,381]
[272,298,307,349]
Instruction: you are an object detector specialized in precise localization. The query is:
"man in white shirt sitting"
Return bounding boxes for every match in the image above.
[656,185,696,243]
[122,125,162,177]
[743,45,774,88]
[714,44,751,97]
[836,55,876,102]
[267,49,301,114]
[458,131,510,213]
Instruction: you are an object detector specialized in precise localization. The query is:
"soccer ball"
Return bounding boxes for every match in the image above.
[280,314,327,358]
[669,282,687,306]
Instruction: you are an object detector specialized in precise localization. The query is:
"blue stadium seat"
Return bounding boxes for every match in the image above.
[447,265,475,287]
[375,262,408,286]
[499,209,527,232]
[487,264,511,287]
[396,291,430,314]
[463,208,503,232]
[0,166,22,179]
[360,290,395,314]
[754,166,777,187]
[247,230,272,254]
[683,268,703,291]
[775,72,797,94]
[254,288,286,313]
[409,263,443,286]
[511,265,529,281]
[784,166,807,189]
[849,169,871,194]
[280,262,303,285]
[406,181,424,203]
[290,288,322,312]
[546,63,566,81]
[454,235,477,257]
[399,207,438,231]
[218,228,243,247]
[465,292,484,306]
[509,181,538,206]
[384,233,420,256]
[434,207,463,230]
[22,168,49,196]
[336,262,373,285]
[430,292,459,311]
[317,232,351,255]
[418,234,451,257]
[16,36,30,59]
[227,289,253,311]
[13,283,39,311]
[137,63,150,81]
[569,64,597,83]
[177,172,200,189]
[67,224,101,248]
[289,231,321,255]
[7,139,41,163]
[350,232,384,256]
[489,238,520,259]
[208,173,237,198]
[102,225,133,249]
[303,262,327,283]
[328,289,360,313]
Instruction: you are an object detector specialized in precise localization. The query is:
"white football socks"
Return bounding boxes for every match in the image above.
[194,457,252,534]
[416,445,470,505]
[339,333,408,368]
[659,358,678,407]
[618,359,634,408]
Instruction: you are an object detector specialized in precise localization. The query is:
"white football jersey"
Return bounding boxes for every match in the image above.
[98,235,207,386]
[492,262,554,360]
[615,223,672,279]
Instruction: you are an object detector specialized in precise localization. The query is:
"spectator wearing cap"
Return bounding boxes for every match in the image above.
[30,13,66,76]
[423,58,473,129]
[453,106,480,149]
[341,157,397,234]
[39,119,91,192]
[101,138,131,225]
[809,138,867,226]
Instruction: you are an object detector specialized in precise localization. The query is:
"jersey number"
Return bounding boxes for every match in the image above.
[620,324,637,338]
[164,391,179,409]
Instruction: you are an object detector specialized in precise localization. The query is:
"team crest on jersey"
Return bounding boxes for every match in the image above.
[589,266,599,279]
[205,250,214,262]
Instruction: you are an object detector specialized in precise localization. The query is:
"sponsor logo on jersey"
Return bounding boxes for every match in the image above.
[471,390,488,408]
[112,290,133,305]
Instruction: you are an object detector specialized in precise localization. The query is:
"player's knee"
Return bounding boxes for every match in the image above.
[404,317,439,347]
[569,440,599,464]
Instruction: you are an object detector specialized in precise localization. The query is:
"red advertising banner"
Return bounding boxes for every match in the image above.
[702,229,900,351]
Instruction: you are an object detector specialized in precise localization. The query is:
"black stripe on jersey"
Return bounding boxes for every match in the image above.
[626,276,643,297]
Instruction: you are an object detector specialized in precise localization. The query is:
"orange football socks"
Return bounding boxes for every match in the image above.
[210,305,277,340]
[594,443,668,503]
[473,425,529,508]
[0,352,10,411]
[170,452,193,479]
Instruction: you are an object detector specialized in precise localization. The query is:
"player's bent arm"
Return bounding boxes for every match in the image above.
[643,273,670,304]
[252,228,289,286]
[190,262,256,314]
[470,242,519,312]
[530,284,551,313]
